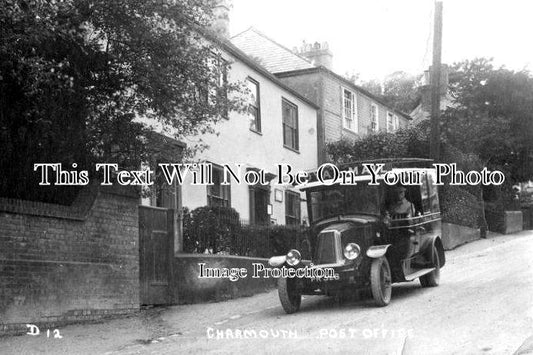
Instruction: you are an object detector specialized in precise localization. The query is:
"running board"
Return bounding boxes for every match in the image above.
[404,268,435,281]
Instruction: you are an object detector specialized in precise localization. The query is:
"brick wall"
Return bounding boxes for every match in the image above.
[0,184,140,334]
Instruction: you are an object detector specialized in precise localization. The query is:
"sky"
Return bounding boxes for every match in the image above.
[228,0,533,81]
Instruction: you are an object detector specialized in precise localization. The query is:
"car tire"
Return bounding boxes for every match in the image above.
[420,245,440,287]
[370,257,392,307]
[278,276,301,314]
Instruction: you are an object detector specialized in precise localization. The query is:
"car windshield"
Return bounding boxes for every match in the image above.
[308,184,381,223]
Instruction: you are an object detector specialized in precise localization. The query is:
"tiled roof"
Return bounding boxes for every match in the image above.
[231,27,315,73]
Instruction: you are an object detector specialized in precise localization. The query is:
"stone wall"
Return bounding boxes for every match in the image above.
[442,222,480,250]
[503,211,523,234]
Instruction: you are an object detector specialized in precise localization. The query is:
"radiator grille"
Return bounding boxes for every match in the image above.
[315,231,338,265]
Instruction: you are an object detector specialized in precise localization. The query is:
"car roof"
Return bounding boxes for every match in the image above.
[297,167,436,191]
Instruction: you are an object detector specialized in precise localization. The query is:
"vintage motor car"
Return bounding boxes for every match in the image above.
[269,158,445,313]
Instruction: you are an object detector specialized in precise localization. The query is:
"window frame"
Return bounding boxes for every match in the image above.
[420,173,431,214]
[342,87,358,133]
[282,98,299,152]
[386,111,394,132]
[246,77,261,133]
[285,190,301,226]
[206,163,231,208]
[370,103,379,132]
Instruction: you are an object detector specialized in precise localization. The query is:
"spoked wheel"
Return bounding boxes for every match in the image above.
[278,277,301,314]
[420,245,440,287]
[370,257,392,307]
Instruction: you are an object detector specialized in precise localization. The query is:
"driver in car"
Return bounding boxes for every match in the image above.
[387,185,415,218]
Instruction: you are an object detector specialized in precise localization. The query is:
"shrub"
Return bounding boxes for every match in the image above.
[182,206,309,257]
[230,224,270,258]
[440,185,481,228]
[232,224,308,258]
[265,225,308,256]
[326,126,429,164]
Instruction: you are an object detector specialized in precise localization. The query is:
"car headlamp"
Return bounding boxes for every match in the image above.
[286,249,302,266]
[344,243,361,260]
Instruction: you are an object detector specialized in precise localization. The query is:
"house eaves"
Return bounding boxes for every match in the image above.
[205,32,320,110]
[276,66,412,121]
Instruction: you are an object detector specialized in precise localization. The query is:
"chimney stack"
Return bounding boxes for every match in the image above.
[296,41,333,70]
[212,0,230,38]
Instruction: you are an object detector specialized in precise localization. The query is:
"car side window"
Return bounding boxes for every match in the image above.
[406,186,423,216]
[420,174,431,214]
[427,172,440,213]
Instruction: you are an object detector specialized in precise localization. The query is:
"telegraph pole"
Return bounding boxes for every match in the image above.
[430,1,443,161]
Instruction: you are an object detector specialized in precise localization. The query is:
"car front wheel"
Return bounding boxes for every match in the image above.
[420,245,440,287]
[278,277,301,314]
[370,257,392,307]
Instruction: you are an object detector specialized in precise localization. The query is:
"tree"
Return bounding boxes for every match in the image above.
[381,71,419,113]
[350,71,419,113]
[0,0,243,203]
[441,58,533,185]
[343,71,360,85]
[359,79,382,97]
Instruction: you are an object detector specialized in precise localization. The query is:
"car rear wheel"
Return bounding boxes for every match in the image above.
[370,257,392,307]
[420,245,440,287]
[278,277,301,314]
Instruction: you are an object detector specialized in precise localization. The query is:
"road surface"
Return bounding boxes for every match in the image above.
[2,231,533,354]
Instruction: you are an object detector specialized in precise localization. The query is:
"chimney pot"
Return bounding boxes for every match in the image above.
[298,40,333,70]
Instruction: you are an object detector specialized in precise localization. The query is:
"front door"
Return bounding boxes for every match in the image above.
[139,206,174,305]
[250,186,270,225]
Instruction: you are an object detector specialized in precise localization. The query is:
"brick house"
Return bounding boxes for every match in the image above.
[231,28,412,164]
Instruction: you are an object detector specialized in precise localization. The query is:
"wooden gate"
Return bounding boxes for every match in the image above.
[139,206,174,305]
